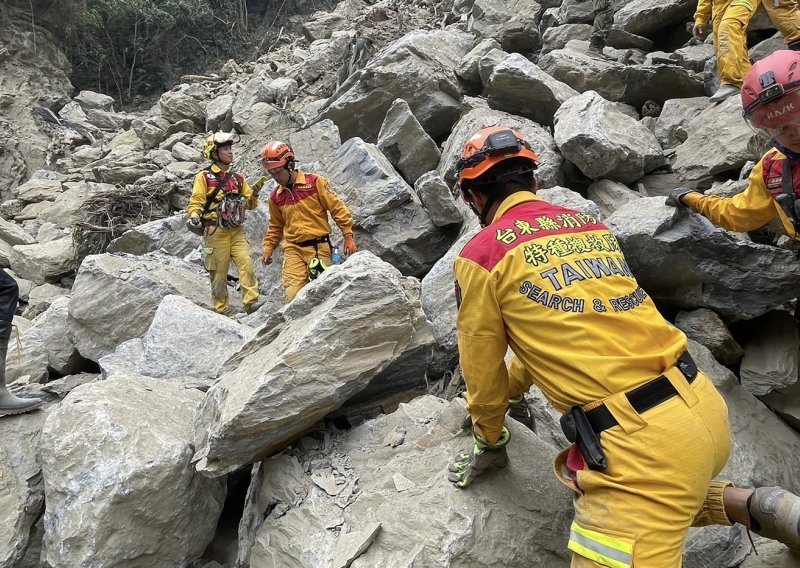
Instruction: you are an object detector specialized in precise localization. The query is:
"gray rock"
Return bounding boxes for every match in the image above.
[301,0,367,41]
[15,179,62,203]
[414,171,464,228]
[605,27,654,50]
[0,217,36,246]
[320,29,474,141]
[587,179,641,218]
[672,43,715,73]
[132,118,168,149]
[655,97,709,150]
[67,252,211,361]
[539,43,705,108]
[242,396,572,567]
[739,310,799,396]
[107,214,202,258]
[85,108,126,131]
[537,186,603,220]
[675,308,743,366]
[672,96,760,183]
[39,375,226,568]
[477,47,510,85]
[605,199,800,321]
[9,237,77,285]
[74,90,115,111]
[20,282,67,320]
[193,252,434,476]
[541,24,592,54]
[455,38,503,83]
[750,33,785,63]
[484,53,578,128]
[472,0,542,52]
[205,94,234,132]
[291,31,354,86]
[320,138,453,277]
[377,99,442,186]
[233,101,291,138]
[171,141,202,162]
[438,108,564,189]
[159,88,206,127]
[289,119,342,163]
[0,411,46,568]
[136,295,255,388]
[615,0,696,37]
[554,91,665,184]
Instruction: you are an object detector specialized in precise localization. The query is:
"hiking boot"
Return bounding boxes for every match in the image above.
[709,84,739,104]
[748,486,800,550]
[244,298,266,315]
[507,395,536,432]
[0,320,41,417]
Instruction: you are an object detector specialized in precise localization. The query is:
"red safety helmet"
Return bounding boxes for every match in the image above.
[259,140,295,170]
[455,126,539,185]
[742,50,800,136]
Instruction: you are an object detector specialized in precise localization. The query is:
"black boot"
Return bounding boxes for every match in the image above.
[0,320,42,416]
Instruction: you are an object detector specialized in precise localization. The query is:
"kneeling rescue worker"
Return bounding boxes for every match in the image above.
[668,50,800,248]
[449,125,800,565]
[187,132,261,316]
[259,140,357,302]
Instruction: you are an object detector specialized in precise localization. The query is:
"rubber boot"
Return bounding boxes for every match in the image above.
[0,320,42,417]
[748,486,800,551]
[709,84,740,104]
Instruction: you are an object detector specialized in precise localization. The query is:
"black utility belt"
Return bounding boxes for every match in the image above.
[560,351,697,471]
[291,236,331,248]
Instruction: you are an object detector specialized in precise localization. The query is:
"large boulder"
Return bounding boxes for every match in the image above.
[159,88,205,128]
[0,411,46,568]
[377,99,442,186]
[672,96,761,183]
[471,0,542,52]
[106,214,202,258]
[67,252,211,361]
[192,252,435,477]
[239,396,572,567]
[615,0,697,37]
[539,43,705,108]
[39,375,226,568]
[484,53,578,128]
[9,237,77,285]
[554,91,665,184]
[319,29,474,141]
[318,138,454,277]
[655,97,709,150]
[606,199,800,321]
[438,108,564,189]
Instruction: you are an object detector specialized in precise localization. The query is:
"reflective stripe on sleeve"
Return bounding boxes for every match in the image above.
[568,521,633,568]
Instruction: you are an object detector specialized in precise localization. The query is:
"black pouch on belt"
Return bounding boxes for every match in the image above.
[560,405,608,472]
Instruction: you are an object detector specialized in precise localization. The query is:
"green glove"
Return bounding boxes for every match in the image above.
[447,427,510,489]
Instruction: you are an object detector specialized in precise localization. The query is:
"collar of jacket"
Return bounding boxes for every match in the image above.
[773,140,800,163]
[490,191,542,224]
[210,163,233,174]
[276,170,307,196]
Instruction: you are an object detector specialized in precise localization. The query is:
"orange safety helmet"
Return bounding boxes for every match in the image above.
[259,140,296,169]
[455,126,539,184]
[202,131,239,161]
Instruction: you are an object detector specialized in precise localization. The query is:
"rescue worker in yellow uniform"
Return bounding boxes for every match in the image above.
[668,50,800,241]
[187,132,261,316]
[449,125,800,565]
[693,0,761,103]
[258,141,357,302]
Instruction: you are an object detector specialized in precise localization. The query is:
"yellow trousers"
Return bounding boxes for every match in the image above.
[204,226,259,315]
[281,241,332,302]
[548,368,732,567]
[765,0,800,45]
[712,0,760,87]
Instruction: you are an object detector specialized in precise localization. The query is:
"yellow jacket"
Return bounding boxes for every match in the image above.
[682,147,798,238]
[262,170,354,256]
[694,0,712,27]
[187,164,258,222]
[455,192,687,444]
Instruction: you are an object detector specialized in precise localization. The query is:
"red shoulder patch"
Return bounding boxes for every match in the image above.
[458,201,607,271]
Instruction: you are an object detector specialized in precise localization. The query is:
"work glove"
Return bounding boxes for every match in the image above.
[692,23,707,41]
[447,427,510,489]
[343,233,357,255]
[665,187,698,208]
[189,215,201,227]
[260,251,273,265]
